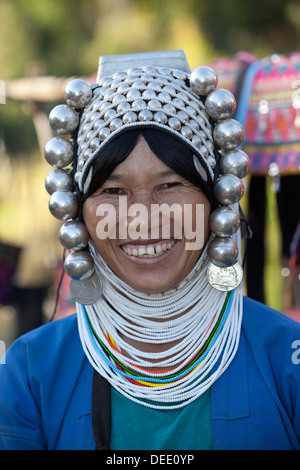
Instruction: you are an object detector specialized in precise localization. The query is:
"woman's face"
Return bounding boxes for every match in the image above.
[83,136,211,293]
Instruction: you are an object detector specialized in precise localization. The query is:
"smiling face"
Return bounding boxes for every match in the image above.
[83,136,211,293]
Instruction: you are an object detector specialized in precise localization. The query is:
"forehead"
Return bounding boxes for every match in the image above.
[108,136,175,180]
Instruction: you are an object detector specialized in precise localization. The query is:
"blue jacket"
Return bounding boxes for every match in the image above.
[0,297,300,450]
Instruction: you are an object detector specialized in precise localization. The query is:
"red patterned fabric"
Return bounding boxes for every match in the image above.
[242,53,300,175]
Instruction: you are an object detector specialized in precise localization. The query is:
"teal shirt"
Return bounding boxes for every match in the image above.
[110,387,212,450]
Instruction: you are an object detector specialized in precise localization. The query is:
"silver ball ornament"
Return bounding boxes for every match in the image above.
[209,206,240,237]
[44,137,74,168]
[189,66,218,96]
[214,174,244,205]
[45,169,74,195]
[220,149,250,179]
[49,104,79,135]
[59,220,90,251]
[64,79,93,109]
[213,119,244,150]
[207,237,238,267]
[48,191,79,220]
[64,250,95,280]
[205,89,236,120]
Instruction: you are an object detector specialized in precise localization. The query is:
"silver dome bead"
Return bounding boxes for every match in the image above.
[82,148,92,161]
[168,117,181,130]
[48,191,79,220]
[100,102,110,112]
[112,94,125,105]
[189,119,200,130]
[142,89,156,100]
[154,111,168,124]
[104,109,116,121]
[148,99,162,109]
[44,137,74,168]
[214,174,245,205]
[49,104,79,135]
[220,149,250,179]
[209,206,240,237]
[93,119,104,131]
[205,89,236,120]
[90,137,100,151]
[131,80,146,89]
[132,98,147,108]
[45,169,74,195]
[200,145,209,157]
[186,105,197,117]
[181,126,193,139]
[123,111,138,124]
[117,101,131,113]
[138,110,153,121]
[99,127,110,141]
[59,220,90,251]
[213,119,244,150]
[127,89,141,100]
[64,79,92,109]
[163,103,176,114]
[64,250,95,280]
[173,98,185,108]
[207,155,216,169]
[157,92,171,102]
[177,110,189,122]
[110,118,123,131]
[163,85,176,95]
[207,237,238,267]
[117,84,131,94]
[190,66,218,96]
[103,90,114,101]
[192,135,202,148]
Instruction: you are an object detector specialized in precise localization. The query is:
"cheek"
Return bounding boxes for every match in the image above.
[82,200,97,236]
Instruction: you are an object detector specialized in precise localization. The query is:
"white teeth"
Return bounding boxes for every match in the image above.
[155,245,162,254]
[122,240,176,258]
[146,246,155,255]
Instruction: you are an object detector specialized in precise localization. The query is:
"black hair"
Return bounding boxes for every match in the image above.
[81,127,217,209]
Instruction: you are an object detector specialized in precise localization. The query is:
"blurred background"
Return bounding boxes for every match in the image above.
[1,0,300,349]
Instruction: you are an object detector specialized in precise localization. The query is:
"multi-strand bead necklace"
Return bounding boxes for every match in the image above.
[77,242,243,409]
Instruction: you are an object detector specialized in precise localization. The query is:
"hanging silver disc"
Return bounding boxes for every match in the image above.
[207,261,243,291]
[70,272,103,304]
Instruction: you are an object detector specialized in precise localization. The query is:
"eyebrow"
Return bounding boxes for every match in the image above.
[106,169,177,181]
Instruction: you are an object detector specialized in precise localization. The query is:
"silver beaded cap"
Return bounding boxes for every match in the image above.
[75,65,217,194]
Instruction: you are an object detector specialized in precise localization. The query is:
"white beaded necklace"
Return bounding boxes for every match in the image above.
[77,240,243,409]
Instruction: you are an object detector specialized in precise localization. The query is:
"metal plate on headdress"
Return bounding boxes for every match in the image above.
[207,261,243,291]
[97,50,191,80]
[70,272,103,304]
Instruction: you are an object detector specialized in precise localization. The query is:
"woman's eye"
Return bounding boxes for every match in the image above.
[161,182,181,189]
[103,188,123,195]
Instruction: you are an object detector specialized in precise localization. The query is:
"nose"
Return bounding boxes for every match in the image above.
[117,192,183,242]
[118,192,156,241]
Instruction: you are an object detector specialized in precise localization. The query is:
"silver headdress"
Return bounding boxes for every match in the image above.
[44,50,250,302]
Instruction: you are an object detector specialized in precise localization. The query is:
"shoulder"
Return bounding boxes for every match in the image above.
[0,314,94,450]
[4,313,85,378]
[242,296,300,342]
[16,313,79,349]
[241,296,300,388]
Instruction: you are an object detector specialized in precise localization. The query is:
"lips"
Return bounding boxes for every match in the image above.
[121,239,177,258]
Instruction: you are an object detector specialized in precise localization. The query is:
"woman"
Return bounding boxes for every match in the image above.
[0,53,300,450]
